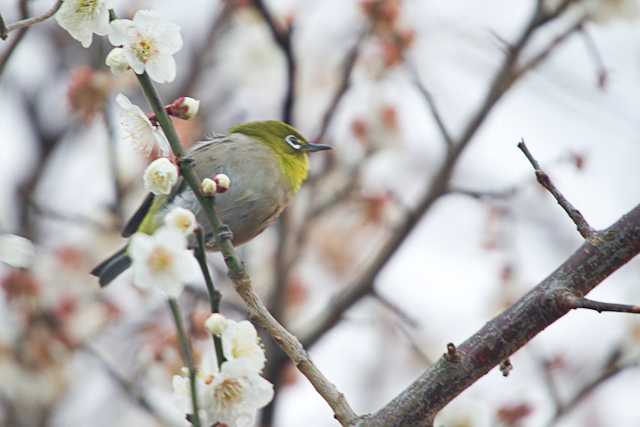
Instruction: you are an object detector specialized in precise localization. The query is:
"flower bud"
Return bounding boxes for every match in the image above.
[213,174,231,193]
[166,96,200,120]
[106,48,130,74]
[143,158,178,195]
[200,177,218,196]
[205,313,227,336]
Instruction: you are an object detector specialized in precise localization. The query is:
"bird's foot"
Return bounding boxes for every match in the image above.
[178,157,195,170]
[217,224,233,242]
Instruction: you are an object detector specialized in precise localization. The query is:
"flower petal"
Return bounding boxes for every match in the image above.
[146,54,176,83]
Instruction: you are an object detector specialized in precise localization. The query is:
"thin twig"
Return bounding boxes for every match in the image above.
[564,295,640,314]
[0,0,29,76]
[82,344,163,422]
[372,290,420,328]
[168,298,202,427]
[511,18,585,83]
[1,0,63,38]
[547,358,640,426]
[408,64,453,148]
[314,31,366,143]
[517,139,594,238]
[194,227,226,368]
[252,0,295,123]
[579,26,608,89]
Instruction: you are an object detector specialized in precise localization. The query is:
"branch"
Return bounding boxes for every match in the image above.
[363,203,640,426]
[294,4,563,354]
[0,0,29,76]
[136,72,358,426]
[579,26,608,89]
[547,351,639,426]
[517,139,594,238]
[252,0,295,123]
[564,295,640,314]
[0,0,62,39]
[408,64,453,148]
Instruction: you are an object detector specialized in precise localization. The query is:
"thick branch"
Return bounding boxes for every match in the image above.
[518,140,594,238]
[363,203,640,426]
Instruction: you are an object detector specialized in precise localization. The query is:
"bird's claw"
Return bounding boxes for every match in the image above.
[178,157,195,169]
[217,224,233,242]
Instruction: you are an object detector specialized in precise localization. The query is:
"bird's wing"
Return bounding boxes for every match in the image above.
[121,192,155,237]
[186,133,232,159]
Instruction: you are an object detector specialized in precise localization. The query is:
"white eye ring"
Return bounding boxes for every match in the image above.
[285,135,302,150]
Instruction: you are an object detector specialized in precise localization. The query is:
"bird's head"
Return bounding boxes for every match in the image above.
[228,120,331,192]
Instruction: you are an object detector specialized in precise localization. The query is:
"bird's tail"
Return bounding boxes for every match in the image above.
[90,245,131,287]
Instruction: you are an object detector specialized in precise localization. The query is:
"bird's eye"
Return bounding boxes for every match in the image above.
[285,135,302,150]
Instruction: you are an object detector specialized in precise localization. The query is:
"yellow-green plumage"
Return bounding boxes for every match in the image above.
[91,120,331,286]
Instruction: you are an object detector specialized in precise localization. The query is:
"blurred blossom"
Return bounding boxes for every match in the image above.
[165,207,197,236]
[173,359,273,427]
[545,0,640,22]
[116,93,170,157]
[0,234,35,269]
[67,67,112,124]
[55,0,111,48]
[221,320,266,372]
[129,227,198,297]
[144,157,178,195]
[1,269,40,301]
[108,10,183,83]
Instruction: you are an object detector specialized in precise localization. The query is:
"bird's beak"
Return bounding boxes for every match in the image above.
[301,143,332,152]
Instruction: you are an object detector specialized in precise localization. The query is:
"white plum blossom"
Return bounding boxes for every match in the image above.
[108,10,183,83]
[180,97,200,119]
[115,93,169,157]
[165,207,196,236]
[0,234,35,268]
[221,320,266,372]
[205,313,228,336]
[143,158,178,195]
[129,227,198,297]
[55,0,111,48]
[105,48,130,74]
[173,360,274,427]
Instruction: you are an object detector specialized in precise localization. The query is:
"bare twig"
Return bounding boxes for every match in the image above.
[0,0,29,76]
[1,0,62,38]
[372,290,420,328]
[314,31,366,143]
[511,18,586,83]
[168,299,202,427]
[547,357,640,426]
[579,26,608,89]
[408,64,453,148]
[81,345,163,422]
[252,0,295,123]
[517,139,594,239]
[563,295,640,314]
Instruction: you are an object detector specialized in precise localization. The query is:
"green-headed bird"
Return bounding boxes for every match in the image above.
[91,120,330,286]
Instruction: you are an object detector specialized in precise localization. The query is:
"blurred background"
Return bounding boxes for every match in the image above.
[1,0,640,426]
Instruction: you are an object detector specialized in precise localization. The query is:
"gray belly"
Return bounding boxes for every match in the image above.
[155,143,291,249]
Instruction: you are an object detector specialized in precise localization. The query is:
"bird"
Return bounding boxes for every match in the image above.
[91,120,331,287]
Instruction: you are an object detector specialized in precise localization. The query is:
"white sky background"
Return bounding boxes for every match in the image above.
[1,0,640,426]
